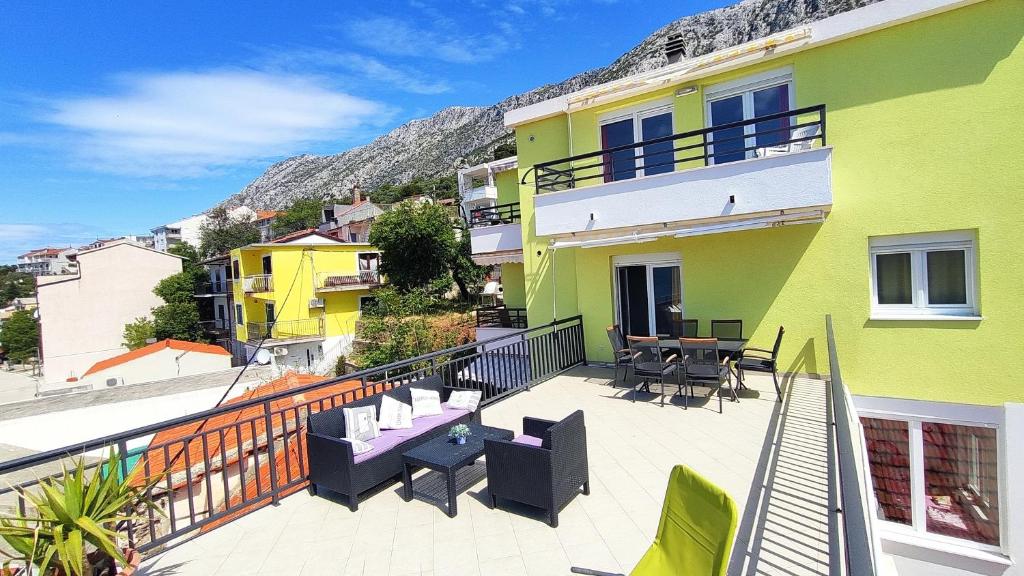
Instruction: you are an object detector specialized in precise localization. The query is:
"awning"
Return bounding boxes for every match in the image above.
[549,210,826,250]
[472,250,525,265]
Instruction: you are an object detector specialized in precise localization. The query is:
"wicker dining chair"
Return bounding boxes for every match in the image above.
[710,319,743,340]
[736,326,785,402]
[678,338,735,413]
[606,325,632,386]
[626,336,678,406]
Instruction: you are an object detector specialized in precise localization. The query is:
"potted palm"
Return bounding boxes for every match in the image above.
[0,449,162,576]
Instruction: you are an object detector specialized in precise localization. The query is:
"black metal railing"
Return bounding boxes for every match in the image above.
[0,316,584,556]
[535,105,826,194]
[825,314,878,576]
[194,281,228,296]
[476,306,527,329]
[469,202,521,228]
[316,270,381,290]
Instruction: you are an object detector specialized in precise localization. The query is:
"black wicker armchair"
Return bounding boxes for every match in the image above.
[306,375,480,511]
[484,410,590,527]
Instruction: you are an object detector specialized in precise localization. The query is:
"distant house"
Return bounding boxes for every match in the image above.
[254,210,281,242]
[319,189,390,243]
[152,207,255,252]
[79,338,232,388]
[196,254,243,362]
[16,247,77,276]
[79,235,155,252]
[35,239,183,391]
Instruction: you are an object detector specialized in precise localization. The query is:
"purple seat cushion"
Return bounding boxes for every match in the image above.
[353,403,471,464]
[512,434,544,448]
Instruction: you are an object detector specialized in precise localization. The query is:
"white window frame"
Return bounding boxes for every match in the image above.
[356,251,381,271]
[598,98,674,178]
[856,399,1005,556]
[868,230,978,320]
[611,252,684,337]
[704,67,794,163]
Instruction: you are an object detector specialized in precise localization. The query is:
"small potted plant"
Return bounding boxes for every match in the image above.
[448,424,471,445]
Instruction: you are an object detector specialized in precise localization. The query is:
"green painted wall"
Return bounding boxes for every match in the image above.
[495,168,520,206]
[516,0,1024,406]
[501,263,527,309]
[231,244,376,342]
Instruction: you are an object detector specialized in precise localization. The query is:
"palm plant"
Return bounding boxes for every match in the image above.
[0,449,162,576]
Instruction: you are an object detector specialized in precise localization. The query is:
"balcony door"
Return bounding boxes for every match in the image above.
[706,69,793,164]
[262,255,273,275]
[599,103,674,183]
[614,255,683,338]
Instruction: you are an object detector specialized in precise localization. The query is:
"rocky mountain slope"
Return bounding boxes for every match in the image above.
[224,0,876,210]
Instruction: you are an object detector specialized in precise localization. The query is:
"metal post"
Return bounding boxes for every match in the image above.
[263,400,280,505]
[116,440,136,548]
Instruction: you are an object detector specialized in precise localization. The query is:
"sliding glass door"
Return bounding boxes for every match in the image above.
[600,105,674,183]
[615,261,683,338]
[707,74,792,164]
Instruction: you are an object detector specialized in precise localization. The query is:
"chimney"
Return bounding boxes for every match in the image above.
[352,183,362,205]
[664,33,686,64]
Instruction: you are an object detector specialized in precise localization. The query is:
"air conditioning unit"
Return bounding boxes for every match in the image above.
[105,377,123,387]
[273,347,289,357]
[309,298,325,308]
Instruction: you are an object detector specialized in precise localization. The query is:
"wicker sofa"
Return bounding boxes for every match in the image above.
[306,375,480,511]
[483,410,589,527]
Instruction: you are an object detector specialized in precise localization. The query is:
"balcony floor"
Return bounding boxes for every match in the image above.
[139,367,832,576]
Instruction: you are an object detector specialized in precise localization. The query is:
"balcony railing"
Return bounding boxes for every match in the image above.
[242,274,273,293]
[315,270,381,291]
[0,316,584,555]
[476,305,527,329]
[534,105,826,194]
[468,202,521,228]
[825,314,879,576]
[246,318,325,342]
[194,281,228,296]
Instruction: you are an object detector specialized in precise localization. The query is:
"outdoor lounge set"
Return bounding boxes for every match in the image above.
[306,374,590,526]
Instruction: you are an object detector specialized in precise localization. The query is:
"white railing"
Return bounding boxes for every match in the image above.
[242,274,273,293]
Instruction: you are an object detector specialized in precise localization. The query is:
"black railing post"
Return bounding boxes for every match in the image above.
[263,400,280,505]
[116,439,136,549]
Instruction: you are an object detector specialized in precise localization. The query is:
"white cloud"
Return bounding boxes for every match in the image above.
[46,70,389,177]
[263,50,451,95]
[0,223,112,264]
[345,17,511,64]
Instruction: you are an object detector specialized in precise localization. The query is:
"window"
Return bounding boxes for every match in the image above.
[869,231,977,318]
[235,303,243,326]
[358,252,380,271]
[599,101,674,182]
[705,69,793,164]
[232,259,240,280]
[261,255,272,275]
[265,303,275,323]
[862,416,1000,548]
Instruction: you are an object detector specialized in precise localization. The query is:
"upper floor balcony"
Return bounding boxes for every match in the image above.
[532,105,832,239]
[315,270,382,292]
[194,279,229,296]
[469,202,524,265]
[463,183,498,204]
[242,274,273,294]
[246,317,324,343]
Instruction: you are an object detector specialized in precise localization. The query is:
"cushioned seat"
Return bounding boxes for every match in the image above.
[355,403,470,463]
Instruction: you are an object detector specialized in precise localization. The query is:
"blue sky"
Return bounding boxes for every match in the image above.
[0,0,731,264]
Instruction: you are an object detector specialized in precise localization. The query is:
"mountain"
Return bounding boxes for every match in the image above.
[223,0,877,210]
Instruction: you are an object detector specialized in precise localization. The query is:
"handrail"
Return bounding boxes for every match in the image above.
[825,314,878,576]
[534,104,826,194]
[469,202,521,228]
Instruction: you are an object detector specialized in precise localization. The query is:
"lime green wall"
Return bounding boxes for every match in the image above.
[500,263,527,309]
[495,169,520,206]
[517,0,1024,406]
[230,244,377,342]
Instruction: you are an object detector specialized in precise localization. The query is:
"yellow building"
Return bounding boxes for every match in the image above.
[230,230,381,372]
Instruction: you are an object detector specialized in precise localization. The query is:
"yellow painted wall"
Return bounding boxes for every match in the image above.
[495,168,520,206]
[501,263,527,309]
[516,0,1024,406]
[230,243,378,342]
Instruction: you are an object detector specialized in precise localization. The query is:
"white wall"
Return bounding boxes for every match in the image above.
[470,223,523,255]
[80,347,232,389]
[533,147,833,237]
[36,242,182,388]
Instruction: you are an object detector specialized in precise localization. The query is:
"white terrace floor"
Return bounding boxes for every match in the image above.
[139,367,833,576]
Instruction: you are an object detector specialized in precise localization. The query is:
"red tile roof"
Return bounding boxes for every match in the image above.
[255,210,280,221]
[82,339,231,377]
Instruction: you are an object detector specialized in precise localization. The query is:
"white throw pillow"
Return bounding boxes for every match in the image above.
[410,388,443,419]
[378,395,413,430]
[343,405,381,442]
[339,438,374,455]
[447,390,482,412]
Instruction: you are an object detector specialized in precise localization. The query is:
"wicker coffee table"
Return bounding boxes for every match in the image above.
[401,423,513,517]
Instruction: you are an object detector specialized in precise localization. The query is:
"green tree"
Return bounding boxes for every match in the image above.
[198,206,260,259]
[369,201,456,291]
[153,302,203,342]
[0,309,39,363]
[493,141,517,160]
[0,265,34,307]
[272,198,324,236]
[122,317,156,350]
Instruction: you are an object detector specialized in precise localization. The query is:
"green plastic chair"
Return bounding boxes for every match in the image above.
[572,464,738,576]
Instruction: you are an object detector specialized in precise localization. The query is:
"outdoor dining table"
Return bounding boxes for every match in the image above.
[659,338,749,389]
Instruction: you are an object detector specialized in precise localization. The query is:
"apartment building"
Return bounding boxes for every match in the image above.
[195,254,241,361]
[230,230,382,373]
[16,247,77,276]
[152,207,255,252]
[500,0,1024,573]
[319,190,390,243]
[35,239,182,391]
[255,210,281,242]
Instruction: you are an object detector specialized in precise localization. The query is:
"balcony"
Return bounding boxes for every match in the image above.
[463,183,498,204]
[475,305,527,329]
[242,274,273,294]
[246,318,324,343]
[469,202,523,265]
[315,270,382,292]
[533,106,831,240]
[194,280,229,296]
[0,316,881,576]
